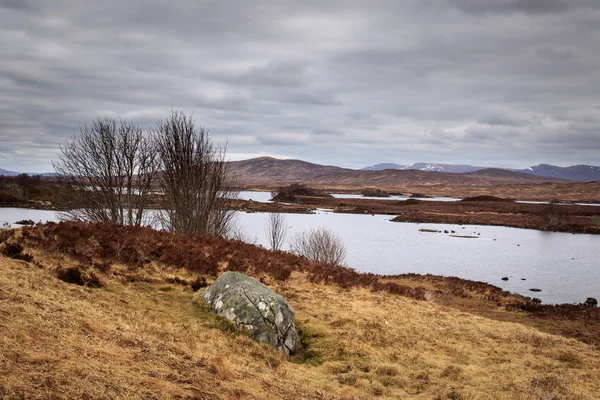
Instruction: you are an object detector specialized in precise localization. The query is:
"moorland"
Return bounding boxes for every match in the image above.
[1,222,600,399]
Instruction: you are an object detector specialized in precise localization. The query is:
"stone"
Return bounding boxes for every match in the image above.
[200,271,299,354]
[501,277,509,281]
[584,297,597,307]
[531,298,542,304]
[529,288,542,292]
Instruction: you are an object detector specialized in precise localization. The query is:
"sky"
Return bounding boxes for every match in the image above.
[1,0,600,172]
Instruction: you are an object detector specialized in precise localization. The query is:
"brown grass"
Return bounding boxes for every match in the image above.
[1,223,600,399]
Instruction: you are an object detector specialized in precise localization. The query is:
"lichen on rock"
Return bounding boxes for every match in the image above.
[199,271,299,354]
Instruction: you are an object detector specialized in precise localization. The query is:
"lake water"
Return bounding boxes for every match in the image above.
[239,191,600,206]
[2,206,598,305]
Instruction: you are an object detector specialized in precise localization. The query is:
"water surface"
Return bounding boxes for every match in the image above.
[2,206,598,305]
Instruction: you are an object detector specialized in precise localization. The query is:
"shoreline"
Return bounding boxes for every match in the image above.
[4,194,600,235]
[233,196,600,235]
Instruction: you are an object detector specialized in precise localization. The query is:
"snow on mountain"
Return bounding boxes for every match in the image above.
[521,164,600,182]
[361,163,406,171]
[400,163,484,173]
[362,162,483,173]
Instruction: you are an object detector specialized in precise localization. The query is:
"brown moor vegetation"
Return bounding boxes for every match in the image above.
[1,222,600,399]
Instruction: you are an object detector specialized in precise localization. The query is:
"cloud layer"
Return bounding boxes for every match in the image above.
[1,0,599,171]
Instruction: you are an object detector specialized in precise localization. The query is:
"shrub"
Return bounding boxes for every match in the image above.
[290,227,346,266]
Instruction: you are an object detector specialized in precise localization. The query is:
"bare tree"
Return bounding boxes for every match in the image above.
[264,213,287,251]
[155,111,238,236]
[228,224,258,245]
[53,117,159,226]
[290,227,346,265]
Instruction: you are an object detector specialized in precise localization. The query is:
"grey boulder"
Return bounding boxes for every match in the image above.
[200,271,299,354]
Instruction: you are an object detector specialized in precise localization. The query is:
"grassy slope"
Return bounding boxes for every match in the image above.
[1,226,600,399]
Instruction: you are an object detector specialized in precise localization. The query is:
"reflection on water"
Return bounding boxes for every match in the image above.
[2,206,599,305]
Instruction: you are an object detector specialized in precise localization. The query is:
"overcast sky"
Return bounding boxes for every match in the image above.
[1,0,599,172]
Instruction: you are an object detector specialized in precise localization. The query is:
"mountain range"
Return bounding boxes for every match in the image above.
[0,168,56,177]
[362,163,483,174]
[2,159,599,183]
[230,157,573,188]
[362,162,600,182]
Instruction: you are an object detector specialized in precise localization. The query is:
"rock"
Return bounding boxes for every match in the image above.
[531,298,542,304]
[529,288,542,292]
[501,277,509,281]
[14,219,35,226]
[200,271,299,354]
[584,297,598,307]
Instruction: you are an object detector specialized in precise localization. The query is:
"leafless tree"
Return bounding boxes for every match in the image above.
[155,111,238,236]
[228,224,258,245]
[290,227,346,265]
[53,117,159,226]
[264,212,287,251]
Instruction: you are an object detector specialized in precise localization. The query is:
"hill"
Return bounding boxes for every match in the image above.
[1,222,600,399]
[362,162,600,181]
[232,157,568,189]
[463,168,565,182]
[230,156,350,183]
[361,162,406,171]
[522,164,600,182]
[362,162,483,173]
[0,168,18,177]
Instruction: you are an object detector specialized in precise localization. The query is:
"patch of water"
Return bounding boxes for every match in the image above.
[2,206,598,305]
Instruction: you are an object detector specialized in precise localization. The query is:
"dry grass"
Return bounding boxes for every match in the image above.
[1,226,600,399]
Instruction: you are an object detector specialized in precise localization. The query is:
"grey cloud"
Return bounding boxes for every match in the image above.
[0,0,599,171]
[208,60,312,88]
[478,116,530,127]
[448,0,585,15]
[0,0,37,11]
[260,90,341,106]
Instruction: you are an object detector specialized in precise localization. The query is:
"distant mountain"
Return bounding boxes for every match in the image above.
[0,168,56,177]
[362,161,600,181]
[0,168,19,176]
[362,162,484,173]
[464,168,565,182]
[230,156,350,185]
[362,163,406,171]
[401,163,484,173]
[520,164,600,182]
[231,157,568,188]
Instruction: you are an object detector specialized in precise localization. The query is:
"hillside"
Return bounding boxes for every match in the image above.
[231,157,568,189]
[0,168,18,177]
[230,156,350,183]
[363,163,483,173]
[522,164,600,182]
[361,162,600,181]
[463,168,566,182]
[361,162,406,171]
[1,222,600,399]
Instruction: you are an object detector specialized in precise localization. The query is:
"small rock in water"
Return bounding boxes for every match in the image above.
[529,288,542,292]
[501,277,509,281]
[14,219,35,226]
[584,297,598,307]
[521,278,526,281]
